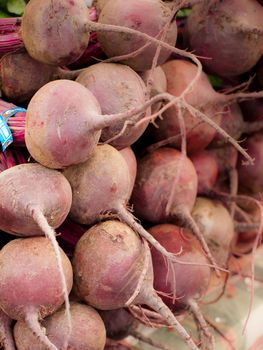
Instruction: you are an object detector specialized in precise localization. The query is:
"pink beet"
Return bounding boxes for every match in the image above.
[131,147,220,271]
[185,0,263,77]
[191,197,235,267]
[190,151,218,195]
[76,62,149,149]
[21,0,91,66]
[149,224,215,349]
[0,163,73,349]
[119,147,137,198]
[237,132,263,196]
[0,309,16,350]
[73,220,199,350]
[0,50,85,103]
[147,59,222,154]
[63,144,180,265]
[14,302,106,350]
[97,0,177,71]
[0,237,73,350]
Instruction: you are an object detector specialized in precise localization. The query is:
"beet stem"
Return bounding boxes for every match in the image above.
[166,107,186,215]
[224,91,263,104]
[177,208,221,277]
[129,329,173,350]
[183,102,253,165]
[117,206,226,271]
[188,299,215,350]
[25,311,58,350]
[229,168,238,218]
[87,20,202,99]
[0,311,16,350]
[31,208,72,347]
[147,293,199,350]
[125,240,151,307]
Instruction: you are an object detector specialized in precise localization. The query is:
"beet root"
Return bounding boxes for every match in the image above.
[25,80,102,169]
[191,197,235,267]
[99,309,134,341]
[21,0,90,66]
[0,237,73,350]
[0,163,73,349]
[14,302,106,350]
[149,224,215,349]
[76,62,149,149]
[149,224,211,313]
[119,147,137,198]
[131,147,221,273]
[147,60,222,154]
[185,0,263,77]
[237,132,263,196]
[0,50,86,103]
[97,0,178,71]
[63,144,184,268]
[0,309,16,350]
[0,163,72,237]
[73,220,199,350]
[190,151,219,195]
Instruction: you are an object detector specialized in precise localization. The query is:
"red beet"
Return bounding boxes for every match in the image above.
[14,302,106,350]
[0,309,16,350]
[185,0,263,77]
[0,237,73,350]
[73,220,199,350]
[131,147,220,271]
[119,147,137,198]
[190,151,218,195]
[237,132,263,196]
[149,224,211,312]
[0,50,85,103]
[149,224,215,348]
[97,0,177,71]
[191,197,235,267]
[76,62,149,149]
[0,163,73,349]
[63,144,180,267]
[147,59,222,154]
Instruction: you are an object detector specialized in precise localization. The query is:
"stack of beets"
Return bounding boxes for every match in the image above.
[0,0,262,349]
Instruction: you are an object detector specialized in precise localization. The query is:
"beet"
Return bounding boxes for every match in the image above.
[21,0,91,66]
[0,237,73,350]
[0,163,73,349]
[119,147,137,198]
[237,132,263,196]
[97,0,177,71]
[63,144,180,265]
[14,302,106,350]
[76,62,149,149]
[99,309,134,341]
[149,224,215,349]
[149,224,211,311]
[191,197,235,267]
[190,151,218,195]
[73,220,199,350]
[147,59,222,154]
[0,50,84,103]
[0,309,16,350]
[185,0,263,77]
[131,147,220,271]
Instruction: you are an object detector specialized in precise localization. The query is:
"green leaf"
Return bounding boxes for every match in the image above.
[6,0,26,15]
[176,8,192,18]
[207,74,224,88]
[0,0,7,10]
[0,9,11,17]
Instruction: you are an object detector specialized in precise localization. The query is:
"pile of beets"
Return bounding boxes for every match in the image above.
[0,0,263,349]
